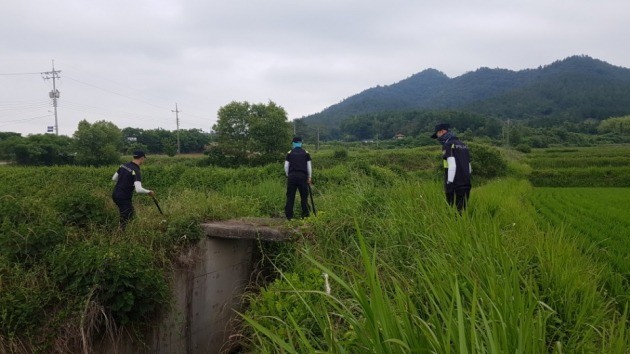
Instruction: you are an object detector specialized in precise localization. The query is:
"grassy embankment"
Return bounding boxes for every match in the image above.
[240,145,630,353]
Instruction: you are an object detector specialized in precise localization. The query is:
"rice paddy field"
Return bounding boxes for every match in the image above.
[530,188,630,286]
[1,144,629,353]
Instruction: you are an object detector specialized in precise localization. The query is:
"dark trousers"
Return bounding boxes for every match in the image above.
[285,175,309,220]
[446,188,470,213]
[113,198,134,230]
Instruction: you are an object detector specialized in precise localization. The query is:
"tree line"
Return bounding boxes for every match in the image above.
[0,121,212,166]
[293,112,630,150]
[2,101,628,166]
[0,100,292,167]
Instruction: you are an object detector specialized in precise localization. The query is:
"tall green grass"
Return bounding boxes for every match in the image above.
[241,178,630,353]
[529,187,630,303]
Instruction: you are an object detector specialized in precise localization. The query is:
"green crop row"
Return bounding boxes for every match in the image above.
[529,166,630,187]
[529,187,630,300]
[0,142,508,198]
[525,145,630,187]
[527,156,630,169]
[528,145,630,159]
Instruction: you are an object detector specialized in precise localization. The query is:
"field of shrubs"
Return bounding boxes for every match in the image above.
[1,143,629,353]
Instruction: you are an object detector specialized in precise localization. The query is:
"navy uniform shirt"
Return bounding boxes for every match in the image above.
[285,147,311,177]
[112,161,142,200]
[442,137,472,189]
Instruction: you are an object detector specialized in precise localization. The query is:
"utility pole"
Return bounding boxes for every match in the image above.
[172,103,181,154]
[42,60,61,135]
[374,117,379,149]
[506,118,511,147]
[316,126,320,151]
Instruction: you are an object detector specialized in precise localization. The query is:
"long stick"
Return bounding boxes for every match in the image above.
[308,184,317,216]
[152,196,164,215]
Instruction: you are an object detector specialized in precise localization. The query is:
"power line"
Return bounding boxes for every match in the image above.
[63,74,210,125]
[60,100,173,126]
[0,72,42,76]
[0,114,52,128]
[3,65,212,133]
[0,101,50,112]
[63,75,172,111]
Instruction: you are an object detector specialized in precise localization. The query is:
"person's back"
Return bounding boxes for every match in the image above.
[286,147,310,177]
[443,136,471,190]
[111,150,154,230]
[112,161,141,200]
[284,137,312,220]
[431,123,472,213]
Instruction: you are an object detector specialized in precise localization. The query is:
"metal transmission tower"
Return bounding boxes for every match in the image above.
[172,103,181,154]
[42,60,61,135]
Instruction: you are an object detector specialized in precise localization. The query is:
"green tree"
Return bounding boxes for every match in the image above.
[162,137,177,157]
[179,129,211,153]
[0,134,73,165]
[125,143,149,156]
[597,115,630,135]
[248,102,292,163]
[0,132,21,142]
[73,120,122,166]
[210,101,291,166]
[121,127,144,153]
[0,135,23,161]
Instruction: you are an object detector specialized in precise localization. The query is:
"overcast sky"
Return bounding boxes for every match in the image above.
[1,0,628,136]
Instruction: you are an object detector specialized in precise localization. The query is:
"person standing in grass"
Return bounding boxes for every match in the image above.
[284,136,312,220]
[431,123,472,213]
[111,150,155,230]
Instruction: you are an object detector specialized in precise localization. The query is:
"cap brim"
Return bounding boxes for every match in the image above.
[430,133,438,139]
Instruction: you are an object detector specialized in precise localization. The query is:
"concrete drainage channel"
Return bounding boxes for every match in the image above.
[96,218,295,354]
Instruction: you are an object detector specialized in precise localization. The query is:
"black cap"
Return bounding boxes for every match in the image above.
[430,123,450,139]
[133,150,146,158]
[292,136,302,143]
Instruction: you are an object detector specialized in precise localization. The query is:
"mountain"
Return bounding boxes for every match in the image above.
[301,55,630,127]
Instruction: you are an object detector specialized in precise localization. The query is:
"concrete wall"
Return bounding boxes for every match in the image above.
[97,237,254,354]
[96,218,291,354]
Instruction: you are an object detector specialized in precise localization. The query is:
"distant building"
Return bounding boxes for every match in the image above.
[393,133,405,140]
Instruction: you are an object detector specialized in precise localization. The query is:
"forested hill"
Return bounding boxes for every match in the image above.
[301,55,630,127]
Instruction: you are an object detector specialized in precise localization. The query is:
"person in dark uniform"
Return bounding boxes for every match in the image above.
[431,123,472,213]
[284,137,312,220]
[111,150,155,230]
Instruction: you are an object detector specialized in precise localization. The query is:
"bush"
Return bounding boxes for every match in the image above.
[244,268,326,344]
[53,190,114,228]
[0,261,56,337]
[333,148,348,159]
[468,142,508,179]
[515,144,531,153]
[164,214,204,246]
[46,242,170,326]
[0,196,65,265]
